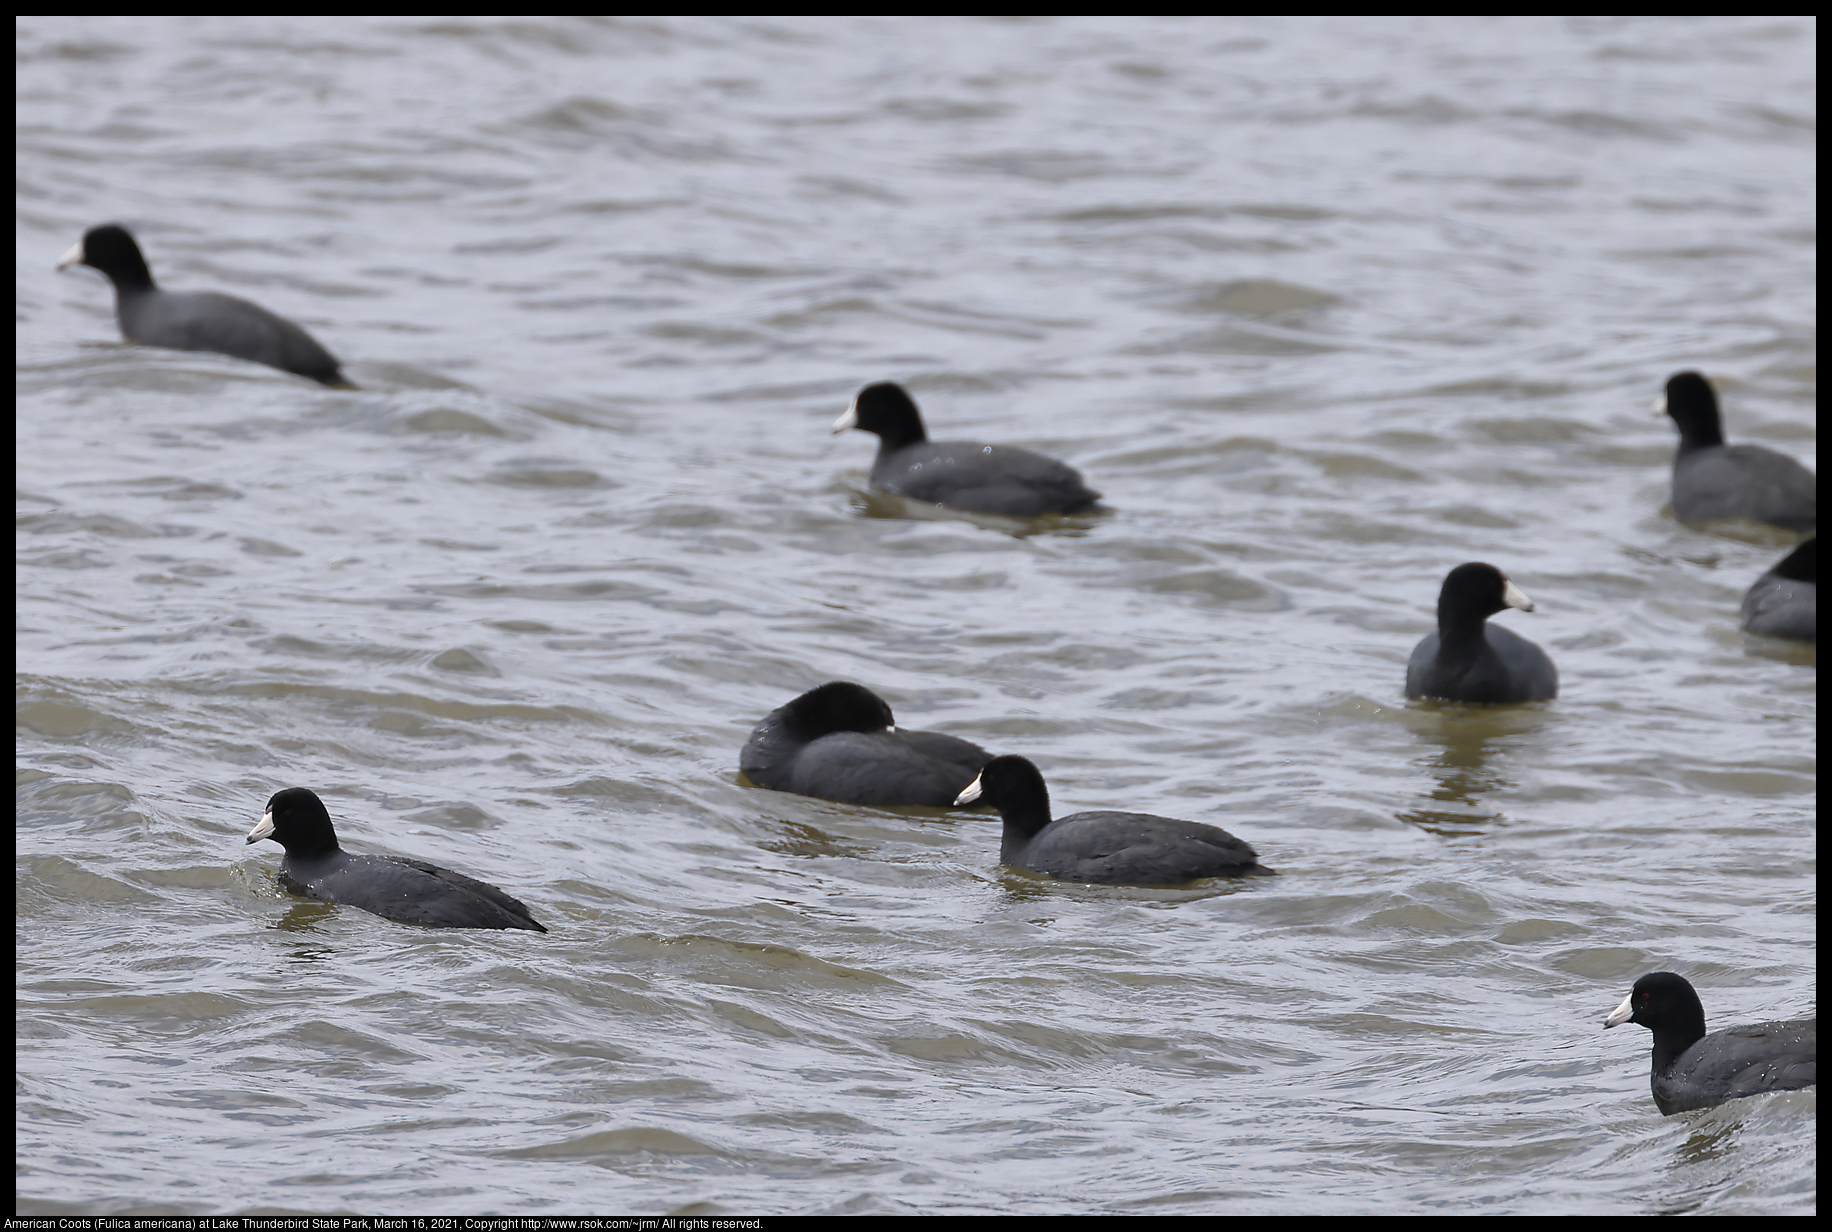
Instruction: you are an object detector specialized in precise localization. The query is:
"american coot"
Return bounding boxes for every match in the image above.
[1660,372,1814,532]
[832,381,1102,516]
[58,223,353,388]
[954,754,1275,886]
[1741,538,1815,642]
[740,681,992,808]
[1405,562,1558,704]
[1605,971,1815,1115]
[245,787,546,932]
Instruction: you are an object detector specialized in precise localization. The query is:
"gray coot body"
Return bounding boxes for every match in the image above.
[832,382,1101,516]
[245,787,546,931]
[1405,562,1558,704]
[1605,971,1815,1115]
[954,754,1274,885]
[1740,538,1815,642]
[740,681,992,808]
[59,223,352,388]
[1661,371,1814,532]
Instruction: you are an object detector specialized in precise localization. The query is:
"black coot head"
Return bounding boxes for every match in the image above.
[246,786,342,859]
[778,681,897,739]
[1438,561,1533,625]
[58,223,156,291]
[1605,971,1706,1038]
[955,754,1053,834]
[1769,537,1816,585]
[1662,371,1726,450]
[833,382,929,448]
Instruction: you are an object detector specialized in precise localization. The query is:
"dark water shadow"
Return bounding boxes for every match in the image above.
[1395,702,1553,834]
[845,483,1108,539]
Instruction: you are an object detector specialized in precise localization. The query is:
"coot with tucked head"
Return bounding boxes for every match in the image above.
[833,382,1101,516]
[245,788,546,931]
[1605,971,1815,1115]
[741,681,992,807]
[955,754,1274,885]
[1740,538,1815,642]
[59,223,352,387]
[1659,371,1813,532]
[1405,562,1557,703]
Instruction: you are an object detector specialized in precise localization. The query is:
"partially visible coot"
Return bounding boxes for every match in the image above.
[1659,371,1813,532]
[1405,562,1558,703]
[59,223,352,388]
[740,681,992,807]
[1741,538,1815,642]
[245,787,546,931]
[832,381,1101,516]
[1605,971,1815,1115]
[955,754,1274,886]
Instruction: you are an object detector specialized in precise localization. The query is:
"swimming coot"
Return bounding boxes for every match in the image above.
[1605,971,1815,1115]
[1660,371,1814,532]
[1740,538,1815,642]
[954,754,1275,885]
[59,223,353,388]
[740,681,992,807]
[1405,562,1558,703]
[245,787,546,931]
[832,381,1101,516]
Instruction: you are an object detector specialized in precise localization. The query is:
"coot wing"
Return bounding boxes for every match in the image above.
[286,851,545,932]
[124,289,344,384]
[1658,1019,1817,1113]
[877,441,1100,515]
[1024,811,1268,885]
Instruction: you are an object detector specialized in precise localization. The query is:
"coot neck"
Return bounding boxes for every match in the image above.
[1647,1005,1707,1076]
[284,832,344,861]
[106,254,157,297]
[1435,610,1492,657]
[1672,410,1725,453]
[995,795,1057,854]
[872,411,929,454]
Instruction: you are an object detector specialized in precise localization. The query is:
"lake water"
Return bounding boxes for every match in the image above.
[16,15,1815,1216]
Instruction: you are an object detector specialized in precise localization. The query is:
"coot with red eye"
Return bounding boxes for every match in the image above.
[1604,971,1814,1114]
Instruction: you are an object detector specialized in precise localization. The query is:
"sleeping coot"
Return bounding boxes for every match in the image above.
[1659,371,1814,532]
[1740,538,1815,642]
[245,787,546,931]
[954,754,1274,886]
[1605,971,1815,1115]
[833,381,1101,516]
[58,223,352,387]
[740,681,992,808]
[1405,562,1558,704]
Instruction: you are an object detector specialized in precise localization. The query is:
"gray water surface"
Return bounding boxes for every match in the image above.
[16,15,1815,1216]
